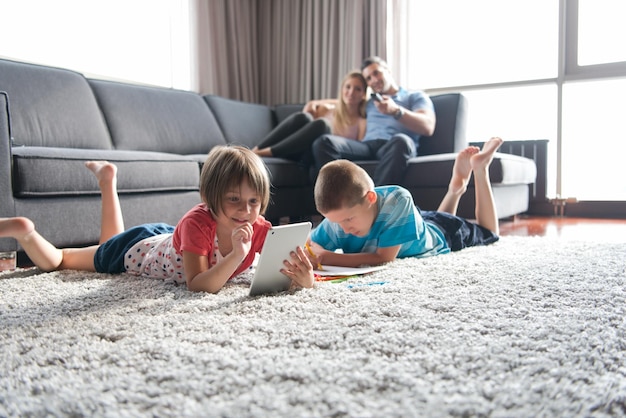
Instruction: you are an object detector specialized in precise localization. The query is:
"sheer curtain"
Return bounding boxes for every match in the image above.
[191,0,260,99]
[385,0,408,87]
[192,0,386,105]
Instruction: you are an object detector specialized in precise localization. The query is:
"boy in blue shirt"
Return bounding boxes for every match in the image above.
[307,137,503,267]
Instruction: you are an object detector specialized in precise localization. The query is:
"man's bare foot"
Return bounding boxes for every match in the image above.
[449,146,479,195]
[85,161,117,185]
[0,217,35,239]
[470,137,503,171]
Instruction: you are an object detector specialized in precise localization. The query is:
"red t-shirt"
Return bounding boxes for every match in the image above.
[172,203,272,278]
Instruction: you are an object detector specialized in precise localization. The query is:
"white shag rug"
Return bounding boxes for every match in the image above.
[1,236,625,418]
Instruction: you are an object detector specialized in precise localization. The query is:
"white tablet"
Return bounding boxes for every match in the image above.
[249,221,312,296]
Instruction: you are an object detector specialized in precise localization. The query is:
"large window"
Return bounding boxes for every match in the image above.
[577,0,626,66]
[0,0,191,89]
[389,0,626,206]
[390,0,558,89]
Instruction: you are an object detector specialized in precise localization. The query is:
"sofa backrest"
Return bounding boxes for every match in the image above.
[418,93,468,155]
[274,104,304,124]
[0,58,112,149]
[203,95,276,149]
[89,80,227,155]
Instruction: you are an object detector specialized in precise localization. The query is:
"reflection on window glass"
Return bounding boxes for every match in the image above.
[578,0,626,66]
[462,85,558,198]
[562,79,626,200]
[402,0,558,89]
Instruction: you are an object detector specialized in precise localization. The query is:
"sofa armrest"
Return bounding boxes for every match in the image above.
[418,93,468,156]
[0,91,17,252]
[204,95,276,149]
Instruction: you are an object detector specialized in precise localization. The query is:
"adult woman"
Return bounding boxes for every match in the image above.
[252,70,367,159]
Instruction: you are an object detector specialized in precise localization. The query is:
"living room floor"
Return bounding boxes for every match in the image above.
[499,216,626,242]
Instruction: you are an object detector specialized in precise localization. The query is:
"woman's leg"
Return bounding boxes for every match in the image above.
[253,112,314,156]
[269,118,331,158]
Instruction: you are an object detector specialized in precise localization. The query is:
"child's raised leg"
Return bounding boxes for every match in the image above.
[437,137,503,234]
[437,146,479,215]
[470,137,503,235]
[0,161,124,272]
[85,161,124,243]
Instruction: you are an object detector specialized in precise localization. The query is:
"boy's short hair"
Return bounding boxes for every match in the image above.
[314,160,374,213]
[200,145,271,215]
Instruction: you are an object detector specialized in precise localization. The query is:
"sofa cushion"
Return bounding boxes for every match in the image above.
[12,147,200,197]
[204,95,276,148]
[89,80,227,154]
[0,59,112,149]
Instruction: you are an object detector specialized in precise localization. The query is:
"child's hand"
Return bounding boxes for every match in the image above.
[306,241,326,267]
[281,246,315,289]
[231,222,254,260]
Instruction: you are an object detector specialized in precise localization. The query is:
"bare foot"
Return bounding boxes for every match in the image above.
[470,137,503,171]
[0,217,35,239]
[85,161,117,185]
[252,147,273,157]
[449,146,479,195]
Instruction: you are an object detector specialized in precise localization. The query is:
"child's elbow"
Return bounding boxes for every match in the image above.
[186,278,222,294]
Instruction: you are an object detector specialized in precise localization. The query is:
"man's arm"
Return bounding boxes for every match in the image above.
[374,97,436,136]
[397,107,436,137]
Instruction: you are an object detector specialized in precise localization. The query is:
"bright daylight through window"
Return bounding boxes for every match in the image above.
[0,0,191,90]
[390,0,626,201]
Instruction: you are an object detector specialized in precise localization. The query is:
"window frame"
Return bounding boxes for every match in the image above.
[404,0,626,215]
[565,0,626,80]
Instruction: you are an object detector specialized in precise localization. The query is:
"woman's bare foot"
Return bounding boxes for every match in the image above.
[449,146,479,195]
[0,217,35,239]
[470,137,503,171]
[252,147,273,157]
[85,161,117,186]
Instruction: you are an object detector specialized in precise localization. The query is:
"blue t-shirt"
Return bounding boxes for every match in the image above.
[363,87,434,145]
[310,185,449,258]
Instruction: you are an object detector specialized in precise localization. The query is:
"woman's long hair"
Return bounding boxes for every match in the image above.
[332,70,367,134]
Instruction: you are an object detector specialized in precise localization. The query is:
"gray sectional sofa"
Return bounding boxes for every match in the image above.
[0,58,536,260]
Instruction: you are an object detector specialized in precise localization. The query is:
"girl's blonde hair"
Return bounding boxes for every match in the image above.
[332,70,367,134]
[200,145,271,215]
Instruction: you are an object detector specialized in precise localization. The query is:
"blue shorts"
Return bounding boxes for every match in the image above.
[93,223,175,274]
[422,211,498,252]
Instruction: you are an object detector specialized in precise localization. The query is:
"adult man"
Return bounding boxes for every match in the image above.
[307,56,436,186]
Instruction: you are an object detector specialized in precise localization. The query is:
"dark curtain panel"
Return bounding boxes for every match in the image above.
[193,0,386,106]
